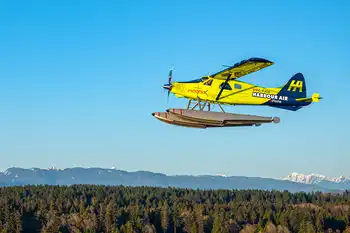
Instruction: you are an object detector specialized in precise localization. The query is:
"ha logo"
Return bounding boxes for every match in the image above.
[287,80,303,92]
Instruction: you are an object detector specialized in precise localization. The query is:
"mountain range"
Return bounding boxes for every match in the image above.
[282,172,350,190]
[0,167,348,193]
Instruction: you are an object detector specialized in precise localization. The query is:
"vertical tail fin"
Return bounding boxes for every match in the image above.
[278,73,306,99]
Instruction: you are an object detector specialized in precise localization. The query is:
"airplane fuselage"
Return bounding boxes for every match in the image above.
[168,75,318,111]
[171,78,282,105]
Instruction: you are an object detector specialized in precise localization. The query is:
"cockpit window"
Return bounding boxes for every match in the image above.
[220,82,232,90]
[204,79,213,86]
[234,83,242,89]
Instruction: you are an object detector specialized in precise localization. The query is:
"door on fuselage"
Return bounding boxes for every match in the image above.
[197,78,213,100]
[197,79,234,101]
[217,81,233,101]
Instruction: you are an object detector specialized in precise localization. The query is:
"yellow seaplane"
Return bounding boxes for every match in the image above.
[152,57,321,128]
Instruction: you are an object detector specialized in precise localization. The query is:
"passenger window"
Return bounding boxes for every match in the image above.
[234,83,242,89]
[220,82,232,90]
[204,79,213,86]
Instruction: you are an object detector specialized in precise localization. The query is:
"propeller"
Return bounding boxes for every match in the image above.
[167,68,172,100]
[163,66,173,103]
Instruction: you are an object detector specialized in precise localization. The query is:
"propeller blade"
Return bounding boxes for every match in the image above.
[164,66,173,104]
[168,68,173,84]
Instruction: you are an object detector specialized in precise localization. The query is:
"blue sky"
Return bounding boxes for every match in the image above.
[0,0,349,179]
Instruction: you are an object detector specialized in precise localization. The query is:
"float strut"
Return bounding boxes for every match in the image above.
[218,104,225,113]
[187,100,192,110]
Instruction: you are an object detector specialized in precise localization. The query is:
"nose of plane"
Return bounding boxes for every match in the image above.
[162,83,172,90]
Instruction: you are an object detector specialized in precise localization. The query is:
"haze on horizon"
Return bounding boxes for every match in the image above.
[1,0,349,179]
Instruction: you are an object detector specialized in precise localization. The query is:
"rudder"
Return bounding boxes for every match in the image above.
[278,73,306,99]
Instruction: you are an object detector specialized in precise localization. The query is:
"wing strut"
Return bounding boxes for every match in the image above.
[215,73,232,101]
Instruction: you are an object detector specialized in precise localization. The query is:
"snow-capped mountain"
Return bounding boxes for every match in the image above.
[282,172,349,184]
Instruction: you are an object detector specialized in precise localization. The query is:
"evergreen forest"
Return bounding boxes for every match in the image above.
[1,185,350,233]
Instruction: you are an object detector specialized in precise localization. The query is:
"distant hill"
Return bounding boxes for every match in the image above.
[0,167,343,193]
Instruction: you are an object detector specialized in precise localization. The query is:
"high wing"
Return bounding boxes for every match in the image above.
[209,57,274,80]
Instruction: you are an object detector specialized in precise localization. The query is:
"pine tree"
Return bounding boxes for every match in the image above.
[161,200,168,233]
[171,205,180,233]
[120,224,126,233]
[305,221,316,233]
[191,222,197,233]
[14,210,22,233]
[249,210,257,224]
[105,200,117,233]
[297,218,304,233]
[125,221,134,233]
[264,221,277,233]
[194,204,204,233]
[211,210,221,233]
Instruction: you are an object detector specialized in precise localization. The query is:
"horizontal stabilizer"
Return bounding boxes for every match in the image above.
[296,93,322,103]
